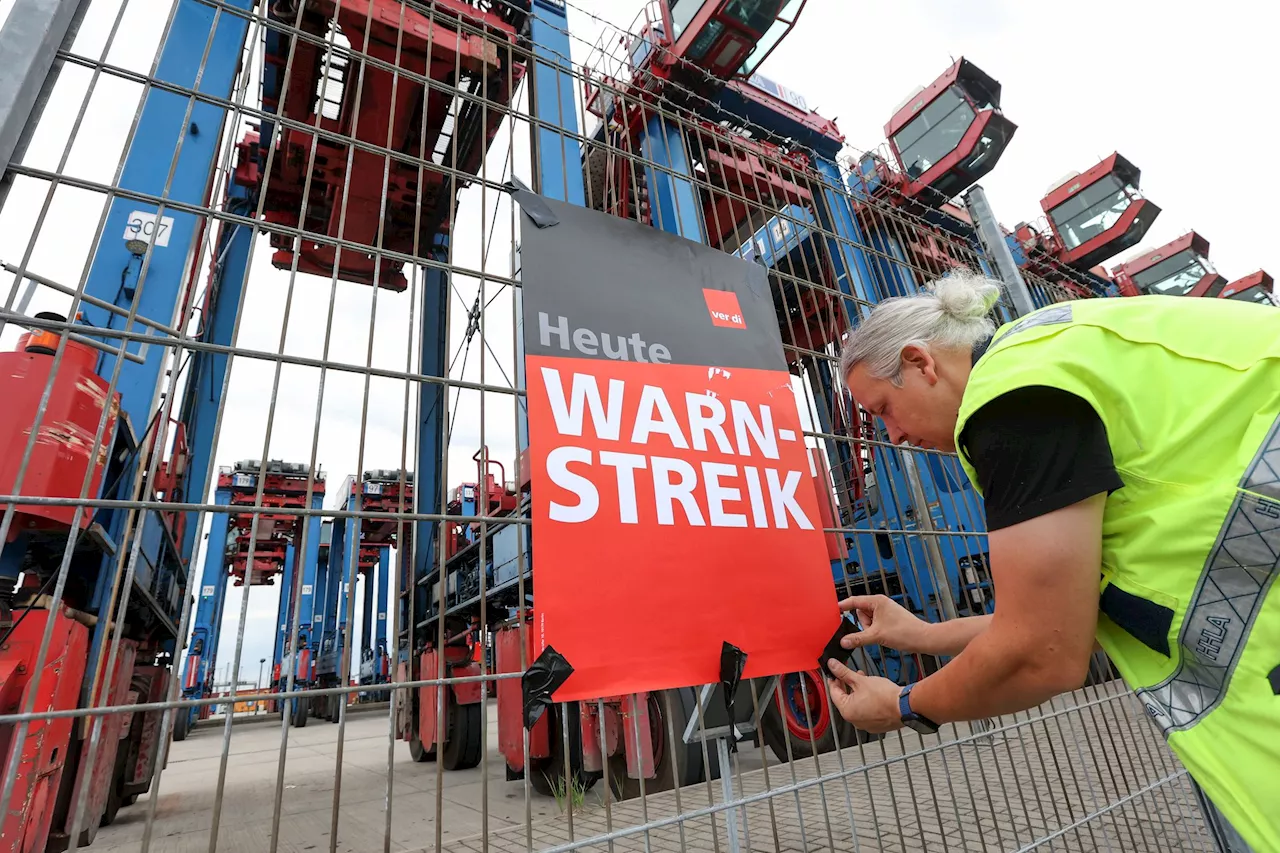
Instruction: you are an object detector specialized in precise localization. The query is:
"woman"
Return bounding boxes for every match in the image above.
[825,270,1278,853]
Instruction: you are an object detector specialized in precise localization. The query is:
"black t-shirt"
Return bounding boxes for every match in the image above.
[959,379,1125,532]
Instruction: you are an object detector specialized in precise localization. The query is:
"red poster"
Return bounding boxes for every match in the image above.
[519,196,839,701]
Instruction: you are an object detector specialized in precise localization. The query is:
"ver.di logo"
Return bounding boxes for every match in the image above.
[703,289,747,330]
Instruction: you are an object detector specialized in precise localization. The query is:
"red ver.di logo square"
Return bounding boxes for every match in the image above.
[703,288,747,330]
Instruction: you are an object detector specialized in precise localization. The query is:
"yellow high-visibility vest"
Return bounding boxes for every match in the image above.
[954,295,1280,852]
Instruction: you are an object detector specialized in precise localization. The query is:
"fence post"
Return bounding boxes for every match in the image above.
[900,450,1005,740]
[0,0,86,200]
[899,451,959,623]
[964,184,1036,318]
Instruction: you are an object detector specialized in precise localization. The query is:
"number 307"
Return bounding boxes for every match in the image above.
[123,210,175,248]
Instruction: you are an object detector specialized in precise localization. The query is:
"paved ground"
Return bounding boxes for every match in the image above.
[94,683,1215,853]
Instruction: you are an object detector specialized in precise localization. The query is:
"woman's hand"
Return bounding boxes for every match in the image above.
[838,594,931,654]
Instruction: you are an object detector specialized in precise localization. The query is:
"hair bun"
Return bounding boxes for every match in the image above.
[931,269,1003,319]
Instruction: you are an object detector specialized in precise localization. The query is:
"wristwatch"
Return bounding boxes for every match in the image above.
[898,683,940,735]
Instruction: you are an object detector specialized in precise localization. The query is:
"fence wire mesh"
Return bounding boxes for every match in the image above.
[0,0,1220,851]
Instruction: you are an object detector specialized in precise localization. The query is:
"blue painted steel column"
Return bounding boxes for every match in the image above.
[806,358,855,569]
[308,521,331,663]
[323,510,348,670]
[274,542,297,671]
[865,227,917,299]
[336,515,357,646]
[518,0,587,451]
[528,0,585,208]
[178,194,254,563]
[812,157,875,318]
[413,241,448,620]
[374,547,389,678]
[77,0,253,710]
[180,483,231,722]
[78,0,253,430]
[294,492,324,668]
[640,115,704,242]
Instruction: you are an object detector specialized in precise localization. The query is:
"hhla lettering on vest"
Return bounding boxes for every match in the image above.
[539,365,811,529]
[539,311,673,363]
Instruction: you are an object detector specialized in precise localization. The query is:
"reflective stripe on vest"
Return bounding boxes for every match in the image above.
[1138,415,1280,733]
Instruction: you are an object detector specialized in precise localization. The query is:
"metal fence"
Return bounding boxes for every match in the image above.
[0,0,1219,851]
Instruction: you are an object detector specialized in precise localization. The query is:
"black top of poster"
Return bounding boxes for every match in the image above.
[516,192,787,374]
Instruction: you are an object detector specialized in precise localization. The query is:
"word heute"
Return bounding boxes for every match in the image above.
[540,367,812,530]
[539,312,672,363]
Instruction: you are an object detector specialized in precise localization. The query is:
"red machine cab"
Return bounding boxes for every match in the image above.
[1112,231,1226,298]
[1039,153,1160,270]
[1221,270,1276,306]
[885,58,1017,202]
[636,0,805,93]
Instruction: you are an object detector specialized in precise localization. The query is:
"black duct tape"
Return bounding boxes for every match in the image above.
[506,176,559,228]
[522,644,573,730]
[819,611,863,678]
[719,641,747,751]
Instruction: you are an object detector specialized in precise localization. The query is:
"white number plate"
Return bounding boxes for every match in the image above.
[123,210,175,247]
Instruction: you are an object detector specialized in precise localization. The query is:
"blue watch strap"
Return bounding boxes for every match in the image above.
[899,682,939,732]
[899,683,916,721]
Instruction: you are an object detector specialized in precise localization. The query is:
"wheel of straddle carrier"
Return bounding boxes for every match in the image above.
[528,704,592,798]
[291,696,308,728]
[409,729,437,762]
[328,693,342,722]
[173,708,189,742]
[408,694,437,761]
[761,670,874,763]
[101,745,130,827]
[609,687,704,799]
[441,696,483,771]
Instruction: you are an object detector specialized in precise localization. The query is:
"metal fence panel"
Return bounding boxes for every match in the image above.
[0,1,1217,851]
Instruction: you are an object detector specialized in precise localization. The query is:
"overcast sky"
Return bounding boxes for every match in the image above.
[0,0,1274,684]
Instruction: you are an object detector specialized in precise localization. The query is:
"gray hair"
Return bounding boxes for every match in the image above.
[839,268,1003,385]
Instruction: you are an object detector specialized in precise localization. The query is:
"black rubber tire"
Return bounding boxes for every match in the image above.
[173,710,189,742]
[291,697,308,728]
[527,758,558,797]
[441,698,483,771]
[760,673,876,763]
[527,704,591,797]
[409,730,437,762]
[760,682,841,761]
[760,700,850,761]
[101,782,121,828]
[123,793,139,807]
[100,746,129,827]
[613,688,704,799]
